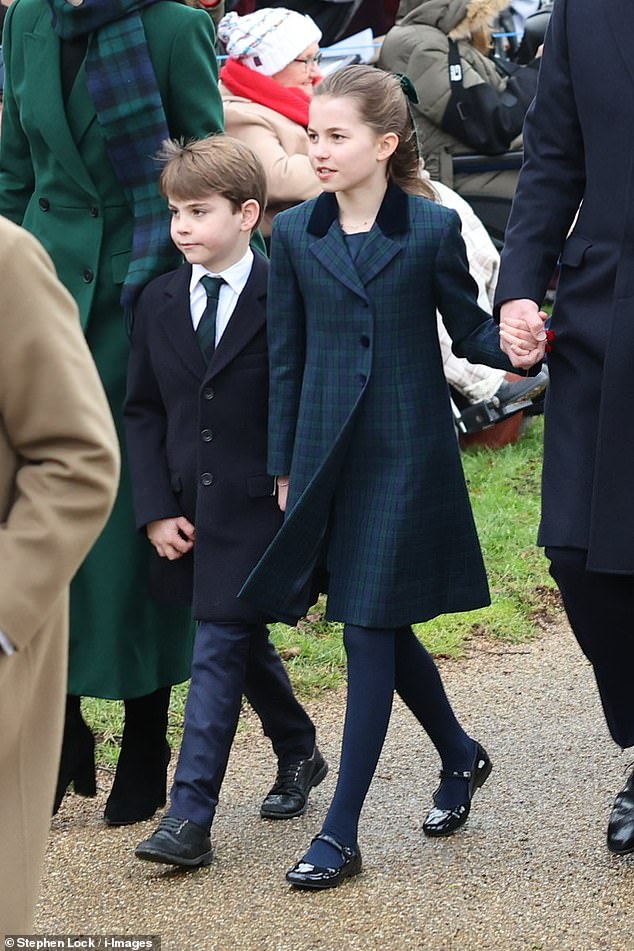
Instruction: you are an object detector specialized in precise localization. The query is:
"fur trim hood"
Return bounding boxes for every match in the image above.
[398,0,508,38]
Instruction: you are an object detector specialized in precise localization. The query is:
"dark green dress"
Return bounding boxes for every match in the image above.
[0,0,224,697]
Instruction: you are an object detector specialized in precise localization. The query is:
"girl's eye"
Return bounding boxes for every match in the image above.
[307,132,317,143]
[332,134,344,142]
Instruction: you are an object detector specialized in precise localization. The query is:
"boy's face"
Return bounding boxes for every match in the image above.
[168,193,251,272]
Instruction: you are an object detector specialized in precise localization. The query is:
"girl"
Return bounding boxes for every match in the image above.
[240,65,544,889]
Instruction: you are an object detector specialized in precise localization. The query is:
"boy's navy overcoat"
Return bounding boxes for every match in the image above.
[125,252,283,624]
[496,0,634,573]
[241,184,518,627]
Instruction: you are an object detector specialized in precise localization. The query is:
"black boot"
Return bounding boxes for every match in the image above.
[104,687,171,827]
[53,695,96,815]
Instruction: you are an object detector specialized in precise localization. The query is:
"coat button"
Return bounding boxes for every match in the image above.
[360,335,370,348]
[203,387,214,400]
[89,206,99,217]
[201,429,213,442]
[39,198,50,211]
[82,268,94,283]
[200,472,214,486]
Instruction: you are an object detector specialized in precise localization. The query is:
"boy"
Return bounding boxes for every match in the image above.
[124,136,326,869]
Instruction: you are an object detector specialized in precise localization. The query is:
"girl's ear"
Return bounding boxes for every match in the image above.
[377,132,399,163]
[240,199,260,232]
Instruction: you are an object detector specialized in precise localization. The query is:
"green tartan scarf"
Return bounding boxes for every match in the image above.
[48,0,179,317]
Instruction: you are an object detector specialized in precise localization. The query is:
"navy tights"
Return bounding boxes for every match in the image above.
[303,624,475,870]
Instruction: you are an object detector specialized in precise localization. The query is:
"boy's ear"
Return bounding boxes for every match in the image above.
[240,199,261,232]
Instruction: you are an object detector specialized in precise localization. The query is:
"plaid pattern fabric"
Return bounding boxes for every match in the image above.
[48,0,173,317]
[241,184,518,627]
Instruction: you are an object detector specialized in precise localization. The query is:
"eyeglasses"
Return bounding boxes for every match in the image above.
[293,52,322,69]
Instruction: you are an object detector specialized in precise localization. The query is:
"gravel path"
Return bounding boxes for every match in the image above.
[37,619,634,951]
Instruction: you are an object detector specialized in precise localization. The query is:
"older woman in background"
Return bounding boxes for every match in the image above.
[218,7,322,236]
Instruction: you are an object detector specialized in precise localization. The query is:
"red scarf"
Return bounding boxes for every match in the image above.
[220,58,311,128]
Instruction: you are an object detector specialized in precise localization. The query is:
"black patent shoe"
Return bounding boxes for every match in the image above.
[607,769,634,855]
[261,747,328,819]
[286,833,362,890]
[135,816,213,868]
[422,742,492,838]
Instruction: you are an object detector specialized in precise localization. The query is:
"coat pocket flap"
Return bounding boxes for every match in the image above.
[247,475,276,498]
[559,234,592,267]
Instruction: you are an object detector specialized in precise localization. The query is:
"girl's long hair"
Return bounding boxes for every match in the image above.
[313,65,435,201]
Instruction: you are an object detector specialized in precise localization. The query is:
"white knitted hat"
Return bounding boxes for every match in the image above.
[218,7,322,77]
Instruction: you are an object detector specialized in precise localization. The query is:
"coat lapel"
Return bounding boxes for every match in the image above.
[205,251,269,380]
[24,19,97,198]
[307,184,407,296]
[158,265,208,380]
[65,60,98,147]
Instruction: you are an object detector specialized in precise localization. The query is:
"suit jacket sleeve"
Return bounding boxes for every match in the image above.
[434,210,518,371]
[266,215,307,476]
[0,223,119,650]
[495,0,585,308]
[124,290,184,530]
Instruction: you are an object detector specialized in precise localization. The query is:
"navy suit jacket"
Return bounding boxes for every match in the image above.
[495,0,634,572]
[124,251,283,622]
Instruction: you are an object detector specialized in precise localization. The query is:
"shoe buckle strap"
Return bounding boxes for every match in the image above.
[438,768,472,780]
[311,832,355,860]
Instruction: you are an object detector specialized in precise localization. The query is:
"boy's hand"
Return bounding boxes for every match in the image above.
[277,476,289,513]
[146,516,195,560]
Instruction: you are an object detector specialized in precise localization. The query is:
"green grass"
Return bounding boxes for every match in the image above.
[85,416,557,761]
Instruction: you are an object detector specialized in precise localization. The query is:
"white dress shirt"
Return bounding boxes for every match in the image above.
[189,248,254,347]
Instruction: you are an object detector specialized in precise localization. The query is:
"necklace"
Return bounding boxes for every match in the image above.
[340,216,372,234]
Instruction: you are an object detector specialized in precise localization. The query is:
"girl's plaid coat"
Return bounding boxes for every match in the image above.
[241,183,519,628]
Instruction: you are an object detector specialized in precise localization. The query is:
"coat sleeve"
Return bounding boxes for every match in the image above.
[433,209,519,371]
[123,291,184,530]
[162,7,224,140]
[0,1,36,224]
[495,0,585,307]
[266,214,307,476]
[0,224,119,650]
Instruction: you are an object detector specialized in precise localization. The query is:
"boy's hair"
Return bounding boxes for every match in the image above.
[158,134,267,230]
[314,66,436,201]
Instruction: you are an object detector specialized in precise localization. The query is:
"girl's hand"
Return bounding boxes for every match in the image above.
[277,476,289,513]
[499,300,548,369]
[147,516,195,560]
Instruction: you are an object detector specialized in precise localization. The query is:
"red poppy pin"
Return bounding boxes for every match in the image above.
[545,329,555,353]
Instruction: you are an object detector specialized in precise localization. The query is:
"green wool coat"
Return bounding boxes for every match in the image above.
[0,0,224,698]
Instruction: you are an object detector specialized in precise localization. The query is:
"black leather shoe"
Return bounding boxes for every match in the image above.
[134,816,213,868]
[286,833,362,889]
[53,707,97,816]
[260,747,328,819]
[607,770,634,855]
[422,742,492,837]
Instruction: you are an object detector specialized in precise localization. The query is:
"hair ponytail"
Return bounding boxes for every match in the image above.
[313,65,436,201]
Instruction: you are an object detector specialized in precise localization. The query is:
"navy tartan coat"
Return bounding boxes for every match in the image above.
[240,183,518,627]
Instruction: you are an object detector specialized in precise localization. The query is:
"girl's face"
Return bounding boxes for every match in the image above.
[272,43,322,96]
[307,95,397,195]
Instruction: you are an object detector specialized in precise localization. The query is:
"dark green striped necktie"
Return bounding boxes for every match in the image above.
[197,275,225,362]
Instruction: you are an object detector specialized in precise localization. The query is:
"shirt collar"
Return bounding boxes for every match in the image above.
[190,247,254,296]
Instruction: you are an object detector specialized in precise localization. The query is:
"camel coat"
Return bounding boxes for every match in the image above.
[0,217,119,934]
[220,83,321,236]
